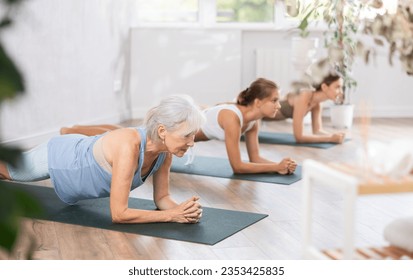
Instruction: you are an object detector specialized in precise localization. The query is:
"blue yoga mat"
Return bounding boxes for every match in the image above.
[7,182,268,245]
[242,131,348,149]
[171,156,302,185]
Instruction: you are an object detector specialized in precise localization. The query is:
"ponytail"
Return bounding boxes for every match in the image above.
[236,78,278,106]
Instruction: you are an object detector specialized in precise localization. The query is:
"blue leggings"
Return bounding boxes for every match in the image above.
[7,142,50,181]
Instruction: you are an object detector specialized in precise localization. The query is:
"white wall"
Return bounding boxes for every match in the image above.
[241,30,321,95]
[0,0,139,148]
[352,55,413,117]
[129,28,241,117]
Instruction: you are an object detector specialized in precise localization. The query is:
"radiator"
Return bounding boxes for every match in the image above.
[255,48,292,94]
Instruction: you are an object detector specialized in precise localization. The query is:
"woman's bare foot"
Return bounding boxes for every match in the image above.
[0,163,11,180]
[60,127,71,135]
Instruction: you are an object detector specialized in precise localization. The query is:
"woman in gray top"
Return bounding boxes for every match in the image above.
[270,73,346,144]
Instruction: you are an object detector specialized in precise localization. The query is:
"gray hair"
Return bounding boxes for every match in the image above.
[144,94,206,141]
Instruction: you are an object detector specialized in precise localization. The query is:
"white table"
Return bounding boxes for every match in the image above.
[302,159,413,259]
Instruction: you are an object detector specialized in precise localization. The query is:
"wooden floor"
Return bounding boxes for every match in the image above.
[2,117,413,260]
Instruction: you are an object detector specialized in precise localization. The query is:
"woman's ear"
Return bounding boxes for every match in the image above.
[254,98,262,108]
[157,125,166,141]
[321,83,329,92]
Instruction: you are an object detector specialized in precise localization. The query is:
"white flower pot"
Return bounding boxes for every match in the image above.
[330,104,354,129]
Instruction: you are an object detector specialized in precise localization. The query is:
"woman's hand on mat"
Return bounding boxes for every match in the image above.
[330,133,345,144]
[168,196,202,223]
[277,158,297,175]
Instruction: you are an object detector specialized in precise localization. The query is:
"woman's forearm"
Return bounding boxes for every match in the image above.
[111,195,202,224]
[111,208,172,224]
[294,133,333,143]
[313,129,330,135]
[249,156,274,164]
[230,160,280,174]
[155,195,178,210]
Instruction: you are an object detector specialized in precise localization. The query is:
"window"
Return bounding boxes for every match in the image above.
[136,0,198,23]
[216,0,275,23]
[135,0,298,28]
[283,0,328,21]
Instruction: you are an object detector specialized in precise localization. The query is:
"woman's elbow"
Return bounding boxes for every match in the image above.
[294,134,305,143]
[230,163,246,174]
[232,168,243,174]
[111,215,123,224]
[111,209,127,223]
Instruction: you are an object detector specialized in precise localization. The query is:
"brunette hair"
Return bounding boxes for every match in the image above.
[236,78,278,106]
[313,73,341,91]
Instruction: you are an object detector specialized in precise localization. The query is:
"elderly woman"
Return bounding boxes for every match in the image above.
[0,95,205,224]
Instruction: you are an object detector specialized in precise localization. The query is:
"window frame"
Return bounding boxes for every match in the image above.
[133,0,306,30]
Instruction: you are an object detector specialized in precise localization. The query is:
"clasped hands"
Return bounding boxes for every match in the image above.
[278,158,297,175]
[170,196,203,224]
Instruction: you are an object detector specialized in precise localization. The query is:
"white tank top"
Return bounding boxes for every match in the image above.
[201,104,255,141]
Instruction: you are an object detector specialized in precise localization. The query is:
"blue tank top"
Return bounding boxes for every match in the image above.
[47,127,166,205]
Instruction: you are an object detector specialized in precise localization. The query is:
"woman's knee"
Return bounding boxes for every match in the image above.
[7,142,50,181]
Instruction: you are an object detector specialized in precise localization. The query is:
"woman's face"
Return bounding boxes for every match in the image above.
[259,89,281,118]
[164,123,196,157]
[325,78,344,102]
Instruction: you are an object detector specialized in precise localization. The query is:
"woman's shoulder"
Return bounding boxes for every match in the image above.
[219,103,242,116]
[296,89,314,101]
[106,126,139,136]
[103,127,141,148]
[217,104,242,127]
[213,102,237,109]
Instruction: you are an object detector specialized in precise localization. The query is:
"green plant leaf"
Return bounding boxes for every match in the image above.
[0,145,22,166]
[0,18,12,29]
[15,189,44,216]
[0,224,18,252]
[4,0,26,5]
[0,0,32,258]
[297,6,317,37]
[0,181,44,252]
[0,182,21,252]
[0,42,25,101]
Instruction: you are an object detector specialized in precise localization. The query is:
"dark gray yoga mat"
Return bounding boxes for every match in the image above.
[171,156,302,185]
[8,182,267,245]
[242,131,348,149]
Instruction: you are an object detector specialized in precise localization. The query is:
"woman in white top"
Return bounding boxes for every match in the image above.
[60,78,297,175]
[194,78,297,175]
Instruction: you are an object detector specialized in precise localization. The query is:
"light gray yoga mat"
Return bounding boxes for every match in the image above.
[171,156,302,185]
[8,182,268,245]
[242,131,348,149]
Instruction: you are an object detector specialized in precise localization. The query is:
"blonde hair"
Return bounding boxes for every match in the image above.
[144,95,205,141]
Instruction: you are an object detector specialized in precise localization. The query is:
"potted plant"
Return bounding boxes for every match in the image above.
[288,0,370,128]
[323,0,364,129]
